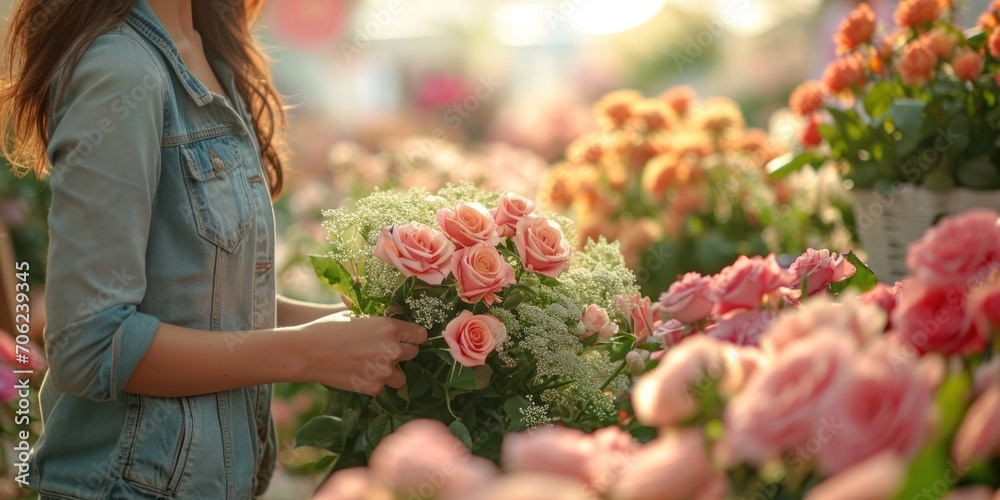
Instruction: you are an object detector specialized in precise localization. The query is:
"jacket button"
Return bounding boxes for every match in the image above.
[212,157,227,172]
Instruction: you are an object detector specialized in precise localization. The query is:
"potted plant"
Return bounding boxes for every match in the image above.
[775,0,1000,282]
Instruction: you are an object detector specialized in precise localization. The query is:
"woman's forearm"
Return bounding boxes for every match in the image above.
[122,322,304,397]
[276,294,347,328]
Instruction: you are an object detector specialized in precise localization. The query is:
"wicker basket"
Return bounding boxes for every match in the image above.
[852,186,1000,283]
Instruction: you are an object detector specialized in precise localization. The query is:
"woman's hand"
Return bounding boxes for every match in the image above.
[291,314,428,396]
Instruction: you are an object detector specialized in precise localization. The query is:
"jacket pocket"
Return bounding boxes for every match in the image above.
[122,395,194,496]
[180,137,253,253]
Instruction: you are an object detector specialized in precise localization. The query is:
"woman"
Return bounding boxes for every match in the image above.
[0,1,426,498]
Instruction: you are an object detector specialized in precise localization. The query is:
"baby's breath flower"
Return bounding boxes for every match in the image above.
[405,294,454,329]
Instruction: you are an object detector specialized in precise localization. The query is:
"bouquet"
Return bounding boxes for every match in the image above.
[541,87,852,297]
[300,183,656,471]
[314,209,1000,500]
[778,0,1000,190]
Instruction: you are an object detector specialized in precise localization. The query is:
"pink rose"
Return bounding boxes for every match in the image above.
[970,280,1000,341]
[314,468,393,500]
[953,385,1000,468]
[443,311,507,367]
[710,254,788,315]
[502,425,638,493]
[452,243,516,306]
[805,452,907,500]
[860,282,902,329]
[368,419,498,497]
[632,335,733,428]
[0,368,15,403]
[723,334,853,466]
[906,209,1000,286]
[580,305,618,340]
[437,201,501,248]
[659,272,714,323]
[610,429,719,500]
[707,310,777,347]
[761,296,885,355]
[788,249,856,296]
[651,319,686,346]
[491,193,536,238]
[618,294,655,344]
[474,474,594,500]
[514,216,572,279]
[374,222,455,285]
[892,280,984,355]
[816,340,939,475]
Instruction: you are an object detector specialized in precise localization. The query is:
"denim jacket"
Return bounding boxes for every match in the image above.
[27,1,277,498]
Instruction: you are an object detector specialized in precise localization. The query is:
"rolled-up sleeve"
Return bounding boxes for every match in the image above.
[43,33,165,401]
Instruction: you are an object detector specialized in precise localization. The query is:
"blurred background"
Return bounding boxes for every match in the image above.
[0,0,994,497]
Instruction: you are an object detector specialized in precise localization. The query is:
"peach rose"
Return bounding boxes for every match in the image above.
[491,193,536,238]
[710,254,788,315]
[822,55,864,93]
[723,334,853,466]
[618,294,655,344]
[953,385,1000,467]
[892,280,984,355]
[443,311,507,367]
[474,474,595,500]
[952,49,984,81]
[610,429,718,500]
[452,243,516,306]
[816,340,939,475]
[898,40,938,86]
[788,248,857,296]
[314,468,393,500]
[632,335,732,428]
[835,3,876,53]
[922,27,958,57]
[907,209,1000,286]
[651,318,686,345]
[513,216,572,279]
[801,114,823,148]
[894,0,941,27]
[580,305,618,340]
[658,272,714,324]
[982,11,999,32]
[762,296,885,355]
[805,452,908,500]
[374,222,455,285]
[437,201,501,248]
[368,419,498,498]
[789,81,825,117]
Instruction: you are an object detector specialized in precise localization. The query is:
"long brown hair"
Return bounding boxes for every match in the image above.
[0,0,286,196]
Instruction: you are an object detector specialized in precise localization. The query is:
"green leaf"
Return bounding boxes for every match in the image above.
[296,415,343,450]
[829,251,879,294]
[890,99,927,156]
[956,157,1000,190]
[767,152,828,180]
[310,454,338,472]
[863,81,895,119]
[448,420,473,450]
[502,291,524,310]
[366,413,393,449]
[626,425,658,443]
[503,396,531,432]
[310,254,352,290]
[447,364,493,390]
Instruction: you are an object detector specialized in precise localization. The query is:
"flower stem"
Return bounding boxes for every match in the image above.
[599,361,628,391]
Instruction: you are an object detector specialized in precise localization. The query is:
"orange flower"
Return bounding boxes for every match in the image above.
[540,162,581,210]
[894,0,941,28]
[789,81,825,116]
[990,28,1000,58]
[875,34,900,59]
[616,218,662,270]
[567,132,609,165]
[693,97,745,133]
[822,55,864,93]
[869,47,887,75]
[660,86,697,117]
[952,49,984,80]
[663,131,713,160]
[979,11,998,32]
[801,115,823,148]
[835,3,877,53]
[632,99,675,132]
[920,27,958,58]
[594,90,642,130]
[897,40,938,85]
[642,154,696,200]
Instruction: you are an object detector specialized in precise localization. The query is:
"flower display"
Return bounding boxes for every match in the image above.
[303,183,653,471]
